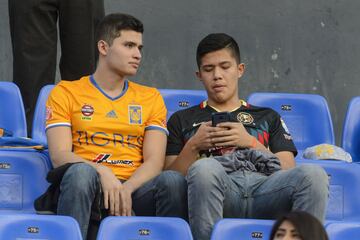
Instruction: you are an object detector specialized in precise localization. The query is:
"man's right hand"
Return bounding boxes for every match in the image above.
[188,121,216,152]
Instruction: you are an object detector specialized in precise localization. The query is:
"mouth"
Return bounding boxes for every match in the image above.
[213,85,226,92]
[129,62,140,69]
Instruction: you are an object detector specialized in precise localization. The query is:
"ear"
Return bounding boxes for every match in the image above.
[98,40,109,56]
[238,63,245,78]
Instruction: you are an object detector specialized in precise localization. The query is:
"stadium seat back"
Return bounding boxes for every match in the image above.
[31,84,55,145]
[0,214,82,239]
[342,96,360,162]
[159,89,207,120]
[0,150,50,213]
[211,218,274,240]
[297,160,360,221]
[247,93,335,152]
[0,81,27,137]
[97,216,193,240]
[326,222,360,240]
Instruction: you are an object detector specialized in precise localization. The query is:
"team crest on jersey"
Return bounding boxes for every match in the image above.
[81,104,94,121]
[237,112,254,124]
[128,105,142,124]
[46,106,53,120]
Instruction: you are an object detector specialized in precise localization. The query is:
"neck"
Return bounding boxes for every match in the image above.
[207,98,242,112]
[92,64,126,97]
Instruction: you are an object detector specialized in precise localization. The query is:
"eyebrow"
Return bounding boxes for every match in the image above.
[201,61,231,68]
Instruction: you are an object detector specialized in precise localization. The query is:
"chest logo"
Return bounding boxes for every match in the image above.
[81,104,94,121]
[237,112,254,124]
[129,105,142,124]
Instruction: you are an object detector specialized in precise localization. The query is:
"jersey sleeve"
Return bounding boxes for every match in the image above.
[268,112,298,156]
[45,83,72,131]
[144,90,168,135]
[166,112,184,156]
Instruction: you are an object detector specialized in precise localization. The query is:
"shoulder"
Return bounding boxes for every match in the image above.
[128,81,160,96]
[52,76,89,95]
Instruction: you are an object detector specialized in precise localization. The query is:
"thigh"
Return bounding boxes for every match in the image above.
[250,169,300,219]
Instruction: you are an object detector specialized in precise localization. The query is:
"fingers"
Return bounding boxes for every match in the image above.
[119,189,133,216]
[103,191,109,210]
[114,188,120,216]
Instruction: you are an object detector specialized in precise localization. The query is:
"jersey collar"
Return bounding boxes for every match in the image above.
[90,75,129,101]
[200,99,248,112]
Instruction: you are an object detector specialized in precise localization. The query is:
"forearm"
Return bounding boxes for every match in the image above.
[50,150,101,171]
[166,138,200,176]
[125,159,164,191]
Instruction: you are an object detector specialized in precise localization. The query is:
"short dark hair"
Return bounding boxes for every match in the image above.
[270,211,329,240]
[96,13,143,46]
[196,33,240,68]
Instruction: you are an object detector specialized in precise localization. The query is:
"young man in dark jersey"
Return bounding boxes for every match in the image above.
[165,33,329,240]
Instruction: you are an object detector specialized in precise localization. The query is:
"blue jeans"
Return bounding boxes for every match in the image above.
[187,158,329,240]
[57,163,187,240]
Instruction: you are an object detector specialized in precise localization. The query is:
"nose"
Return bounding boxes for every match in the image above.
[213,66,222,80]
[133,48,142,60]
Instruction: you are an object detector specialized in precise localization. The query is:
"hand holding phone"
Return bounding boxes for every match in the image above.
[211,112,231,127]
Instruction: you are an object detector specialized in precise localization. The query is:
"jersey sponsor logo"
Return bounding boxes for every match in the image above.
[106,110,118,118]
[76,131,144,148]
[81,104,94,121]
[46,106,53,120]
[237,112,254,124]
[93,153,134,165]
[192,122,204,127]
[280,118,290,134]
[129,105,142,124]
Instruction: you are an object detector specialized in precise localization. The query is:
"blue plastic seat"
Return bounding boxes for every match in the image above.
[97,216,193,240]
[0,81,27,137]
[247,93,335,157]
[326,221,360,239]
[297,159,360,221]
[0,149,50,213]
[0,213,82,239]
[31,85,55,146]
[210,218,274,240]
[342,96,360,162]
[159,89,207,120]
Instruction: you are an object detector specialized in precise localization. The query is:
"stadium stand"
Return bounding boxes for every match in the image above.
[342,96,360,162]
[0,149,50,213]
[297,159,360,221]
[247,92,335,159]
[210,218,274,240]
[31,84,55,146]
[0,213,82,239]
[326,221,360,239]
[158,89,207,120]
[97,216,193,240]
[0,81,27,137]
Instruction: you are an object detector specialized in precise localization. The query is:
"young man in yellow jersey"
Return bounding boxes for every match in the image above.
[44,13,186,240]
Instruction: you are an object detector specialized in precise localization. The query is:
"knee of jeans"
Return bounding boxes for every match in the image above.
[62,163,99,190]
[187,158,224,183]
[296,164,329,188]
[156,170,187,191]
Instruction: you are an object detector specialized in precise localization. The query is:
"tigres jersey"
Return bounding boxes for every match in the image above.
[46,75,168,180]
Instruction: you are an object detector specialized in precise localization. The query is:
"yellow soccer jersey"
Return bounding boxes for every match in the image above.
[46,75,168,180]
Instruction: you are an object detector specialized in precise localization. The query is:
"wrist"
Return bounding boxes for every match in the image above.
[249,136,257,148]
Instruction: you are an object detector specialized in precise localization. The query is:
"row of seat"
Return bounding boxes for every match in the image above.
[1,82,360,230]
[2,82,359,161]
[1,214,359,239]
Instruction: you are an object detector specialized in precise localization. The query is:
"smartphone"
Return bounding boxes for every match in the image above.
[211,112,231,127]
